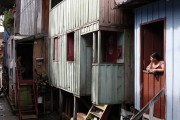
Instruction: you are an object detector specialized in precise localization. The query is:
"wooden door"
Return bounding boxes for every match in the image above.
[140,20,165,119]
[142,72,165,118]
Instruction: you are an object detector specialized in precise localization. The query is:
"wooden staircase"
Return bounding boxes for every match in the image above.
[85,104,110,120]
[16,69,38,120]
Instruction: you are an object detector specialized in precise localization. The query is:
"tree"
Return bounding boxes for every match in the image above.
[3,10,14,30]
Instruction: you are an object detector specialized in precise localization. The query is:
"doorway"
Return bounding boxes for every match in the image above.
[81,33,93,86]
[140,20,165,119]
[16,40,33,80]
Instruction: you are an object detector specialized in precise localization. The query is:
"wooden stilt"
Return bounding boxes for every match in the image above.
[73,96,77,120]
[59,90,63,120]
[50,88,54,112]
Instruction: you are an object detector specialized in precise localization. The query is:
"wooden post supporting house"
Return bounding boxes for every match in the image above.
[59,89,63,120]
[73,96,77,120]
[97,31,101,64]
[50,88,54,111]
[93,32,97,63]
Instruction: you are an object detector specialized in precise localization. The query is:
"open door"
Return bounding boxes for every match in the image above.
[140,20,165,119]
[16,40,33,80]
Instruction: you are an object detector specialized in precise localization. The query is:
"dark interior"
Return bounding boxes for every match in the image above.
[141,21,164,70]
[16,40,33,80]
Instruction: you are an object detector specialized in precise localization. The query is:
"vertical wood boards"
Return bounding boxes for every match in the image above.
[92,64,124,104]
[49,0,99,36]
[173,0,180,119]
[142,73,165,118]
[20,0,35,35]
[135,0,180,119]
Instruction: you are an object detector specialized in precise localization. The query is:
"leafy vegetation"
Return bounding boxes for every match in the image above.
[35,70,49,95]
[3,10,14,32]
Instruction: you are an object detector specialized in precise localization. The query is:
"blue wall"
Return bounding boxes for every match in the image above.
[3,30,9,67]
[134,0,180,119]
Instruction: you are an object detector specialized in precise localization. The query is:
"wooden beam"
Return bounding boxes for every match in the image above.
[93,32,96,63]
[73,96,77,120]
[98,31,101,64]
[50,88,54,111]
[59,90,63,120]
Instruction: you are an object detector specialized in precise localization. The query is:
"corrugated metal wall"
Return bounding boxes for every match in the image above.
[134,0,180,119]
[49,0,99,37]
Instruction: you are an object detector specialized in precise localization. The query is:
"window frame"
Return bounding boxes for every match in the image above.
[53,37,58,62]
[67,32,74,61]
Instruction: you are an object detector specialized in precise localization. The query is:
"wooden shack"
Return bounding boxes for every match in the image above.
[49,0,134,118]
[116,0,180,119]
[6,0,49,119]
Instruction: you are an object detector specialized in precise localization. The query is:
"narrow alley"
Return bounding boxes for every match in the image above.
[0,93,18,120]
[0,93,60,120]
[1,0,180,120]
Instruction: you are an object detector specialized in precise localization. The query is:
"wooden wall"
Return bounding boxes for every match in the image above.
[15,0,21,34]
[49,0,134,99]
[33,37,48,78]
[19,0,44,35]
[42,0,49,34]
[49,0,99,37]
[49,0,100,95]
[49,23,99,96]
[36,0,42,34]
[19,0,36,35]
[49,30,81,95]
[99,0,133,27]
[134,0,180,119]
[92,64,124,104]
[17,0,48,35]
[124,29,134,103]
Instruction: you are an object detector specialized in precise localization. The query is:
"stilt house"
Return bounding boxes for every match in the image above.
[7,0,49,119]
[49,0,134,119]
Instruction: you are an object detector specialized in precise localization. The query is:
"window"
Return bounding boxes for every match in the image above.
[67,32,74,61]
[51,0,63,9]
[53,37,58,61]
[101,31,124,63]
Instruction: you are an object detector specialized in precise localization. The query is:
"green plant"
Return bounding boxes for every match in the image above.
[35,70,49,94]
[3,9,14,31]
